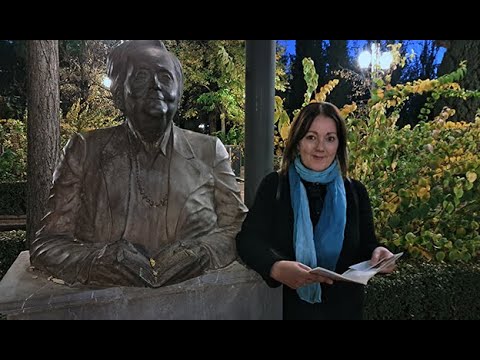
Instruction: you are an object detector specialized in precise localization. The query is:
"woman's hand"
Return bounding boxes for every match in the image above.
[370,246,396,274]
[270,260,333,289]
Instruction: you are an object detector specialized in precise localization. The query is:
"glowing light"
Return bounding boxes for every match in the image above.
[102,76,112,89]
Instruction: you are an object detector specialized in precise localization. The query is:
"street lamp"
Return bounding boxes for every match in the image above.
[358,42,393,88]
[102,76,112,89]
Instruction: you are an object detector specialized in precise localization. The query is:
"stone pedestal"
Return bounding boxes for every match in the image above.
[0,251,282,320]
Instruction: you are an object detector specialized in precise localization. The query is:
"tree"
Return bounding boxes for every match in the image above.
[436,40,480,122]
[286,40,325,115]
[0,40,27,119]
[325,40,352,107]
[58,40,120,116]
[58,40,121,146]
[164,40,246,135]
[397,40,440,128]
[26,40,60,246]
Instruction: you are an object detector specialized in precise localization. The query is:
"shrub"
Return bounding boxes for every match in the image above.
[0,119,27,182]
[0,230,26,280]
[364,258,480,319]
[347,63,480,263]
[0,182,26,215]
[275,54,480,264]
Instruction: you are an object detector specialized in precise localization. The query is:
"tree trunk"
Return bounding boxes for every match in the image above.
[436,40,480,122]
[326,40,352,107]
[208,113,217,134]
[26,40,60,247]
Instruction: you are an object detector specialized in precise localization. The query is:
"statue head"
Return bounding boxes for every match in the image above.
[107,40,184,137]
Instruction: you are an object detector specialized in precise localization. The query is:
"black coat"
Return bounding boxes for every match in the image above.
[236,171,379,320]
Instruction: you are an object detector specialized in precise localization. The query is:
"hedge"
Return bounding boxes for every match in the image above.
[0,182,26,215]
[364,259,480,320]
[0,230,26,280]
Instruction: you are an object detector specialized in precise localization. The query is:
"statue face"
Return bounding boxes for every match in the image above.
[123,46,180,136]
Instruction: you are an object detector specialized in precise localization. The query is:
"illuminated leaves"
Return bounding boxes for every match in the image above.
[272,53,480,265]
[466,171,477,183]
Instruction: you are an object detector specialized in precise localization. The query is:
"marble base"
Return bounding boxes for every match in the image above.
[0,251,281,320]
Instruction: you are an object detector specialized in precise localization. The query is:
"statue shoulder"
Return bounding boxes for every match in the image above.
[80,124,124,143]
[64,124,126,160]
[72,124,125,152]
[176,127,222,162]
[178,128,218,152]
[180,128,216,144]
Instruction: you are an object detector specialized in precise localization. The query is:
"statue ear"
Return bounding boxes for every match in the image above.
[156,40,168,51]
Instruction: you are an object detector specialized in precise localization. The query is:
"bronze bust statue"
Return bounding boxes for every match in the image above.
[30,40,248,288]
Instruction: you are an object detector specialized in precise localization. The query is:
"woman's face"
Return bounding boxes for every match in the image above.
[298,115,339,172]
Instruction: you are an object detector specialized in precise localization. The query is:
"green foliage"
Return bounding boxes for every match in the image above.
[61,87,121,146]
[166,40,288,139]
[165,40,246,135]
[0,230,26,280]
[0,40,27,119]
[347,64,480,263]
[57,40,123,146]
[213,124,244,146]
[0,182,26,215]
[213,125,245,174]
[0,119,26,182]
[275,43,289,93]
[276,51,480,264]
[302,58,318,106]
[59,40,119,116]
[364,259,480,319]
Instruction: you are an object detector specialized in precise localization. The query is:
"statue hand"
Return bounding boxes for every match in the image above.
[151,240,210,287]
[114,240,158,287]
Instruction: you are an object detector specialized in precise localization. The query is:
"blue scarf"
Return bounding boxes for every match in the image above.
[289,157,347,304]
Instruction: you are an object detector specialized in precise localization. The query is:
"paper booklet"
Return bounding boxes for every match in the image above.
[309,252,403,285]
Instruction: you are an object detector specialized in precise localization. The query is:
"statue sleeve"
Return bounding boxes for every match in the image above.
[203,139,247,268]
[30,133,154,288]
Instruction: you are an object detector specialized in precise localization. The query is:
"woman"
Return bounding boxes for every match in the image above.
[236,102,394,320]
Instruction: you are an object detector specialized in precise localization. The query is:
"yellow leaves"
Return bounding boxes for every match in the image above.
[274,95,284,113]
[385,202,398,214]
[414,177,431,201]
[445,82,461,91]
[417,186,430,201]
[444,120,467,130]
[433,168,444,181]
[391,161,397,170]
[386,99,397,108]
[280,124,291,141]
[280,123,291,142]
[149,258,156,268]
[375,88,385,100]
[411,245,433,261]
[339,102,357,118]
[466,171,477,183]
[382,191,400,213]
[312,79,340,103]
[418,79,434,93]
